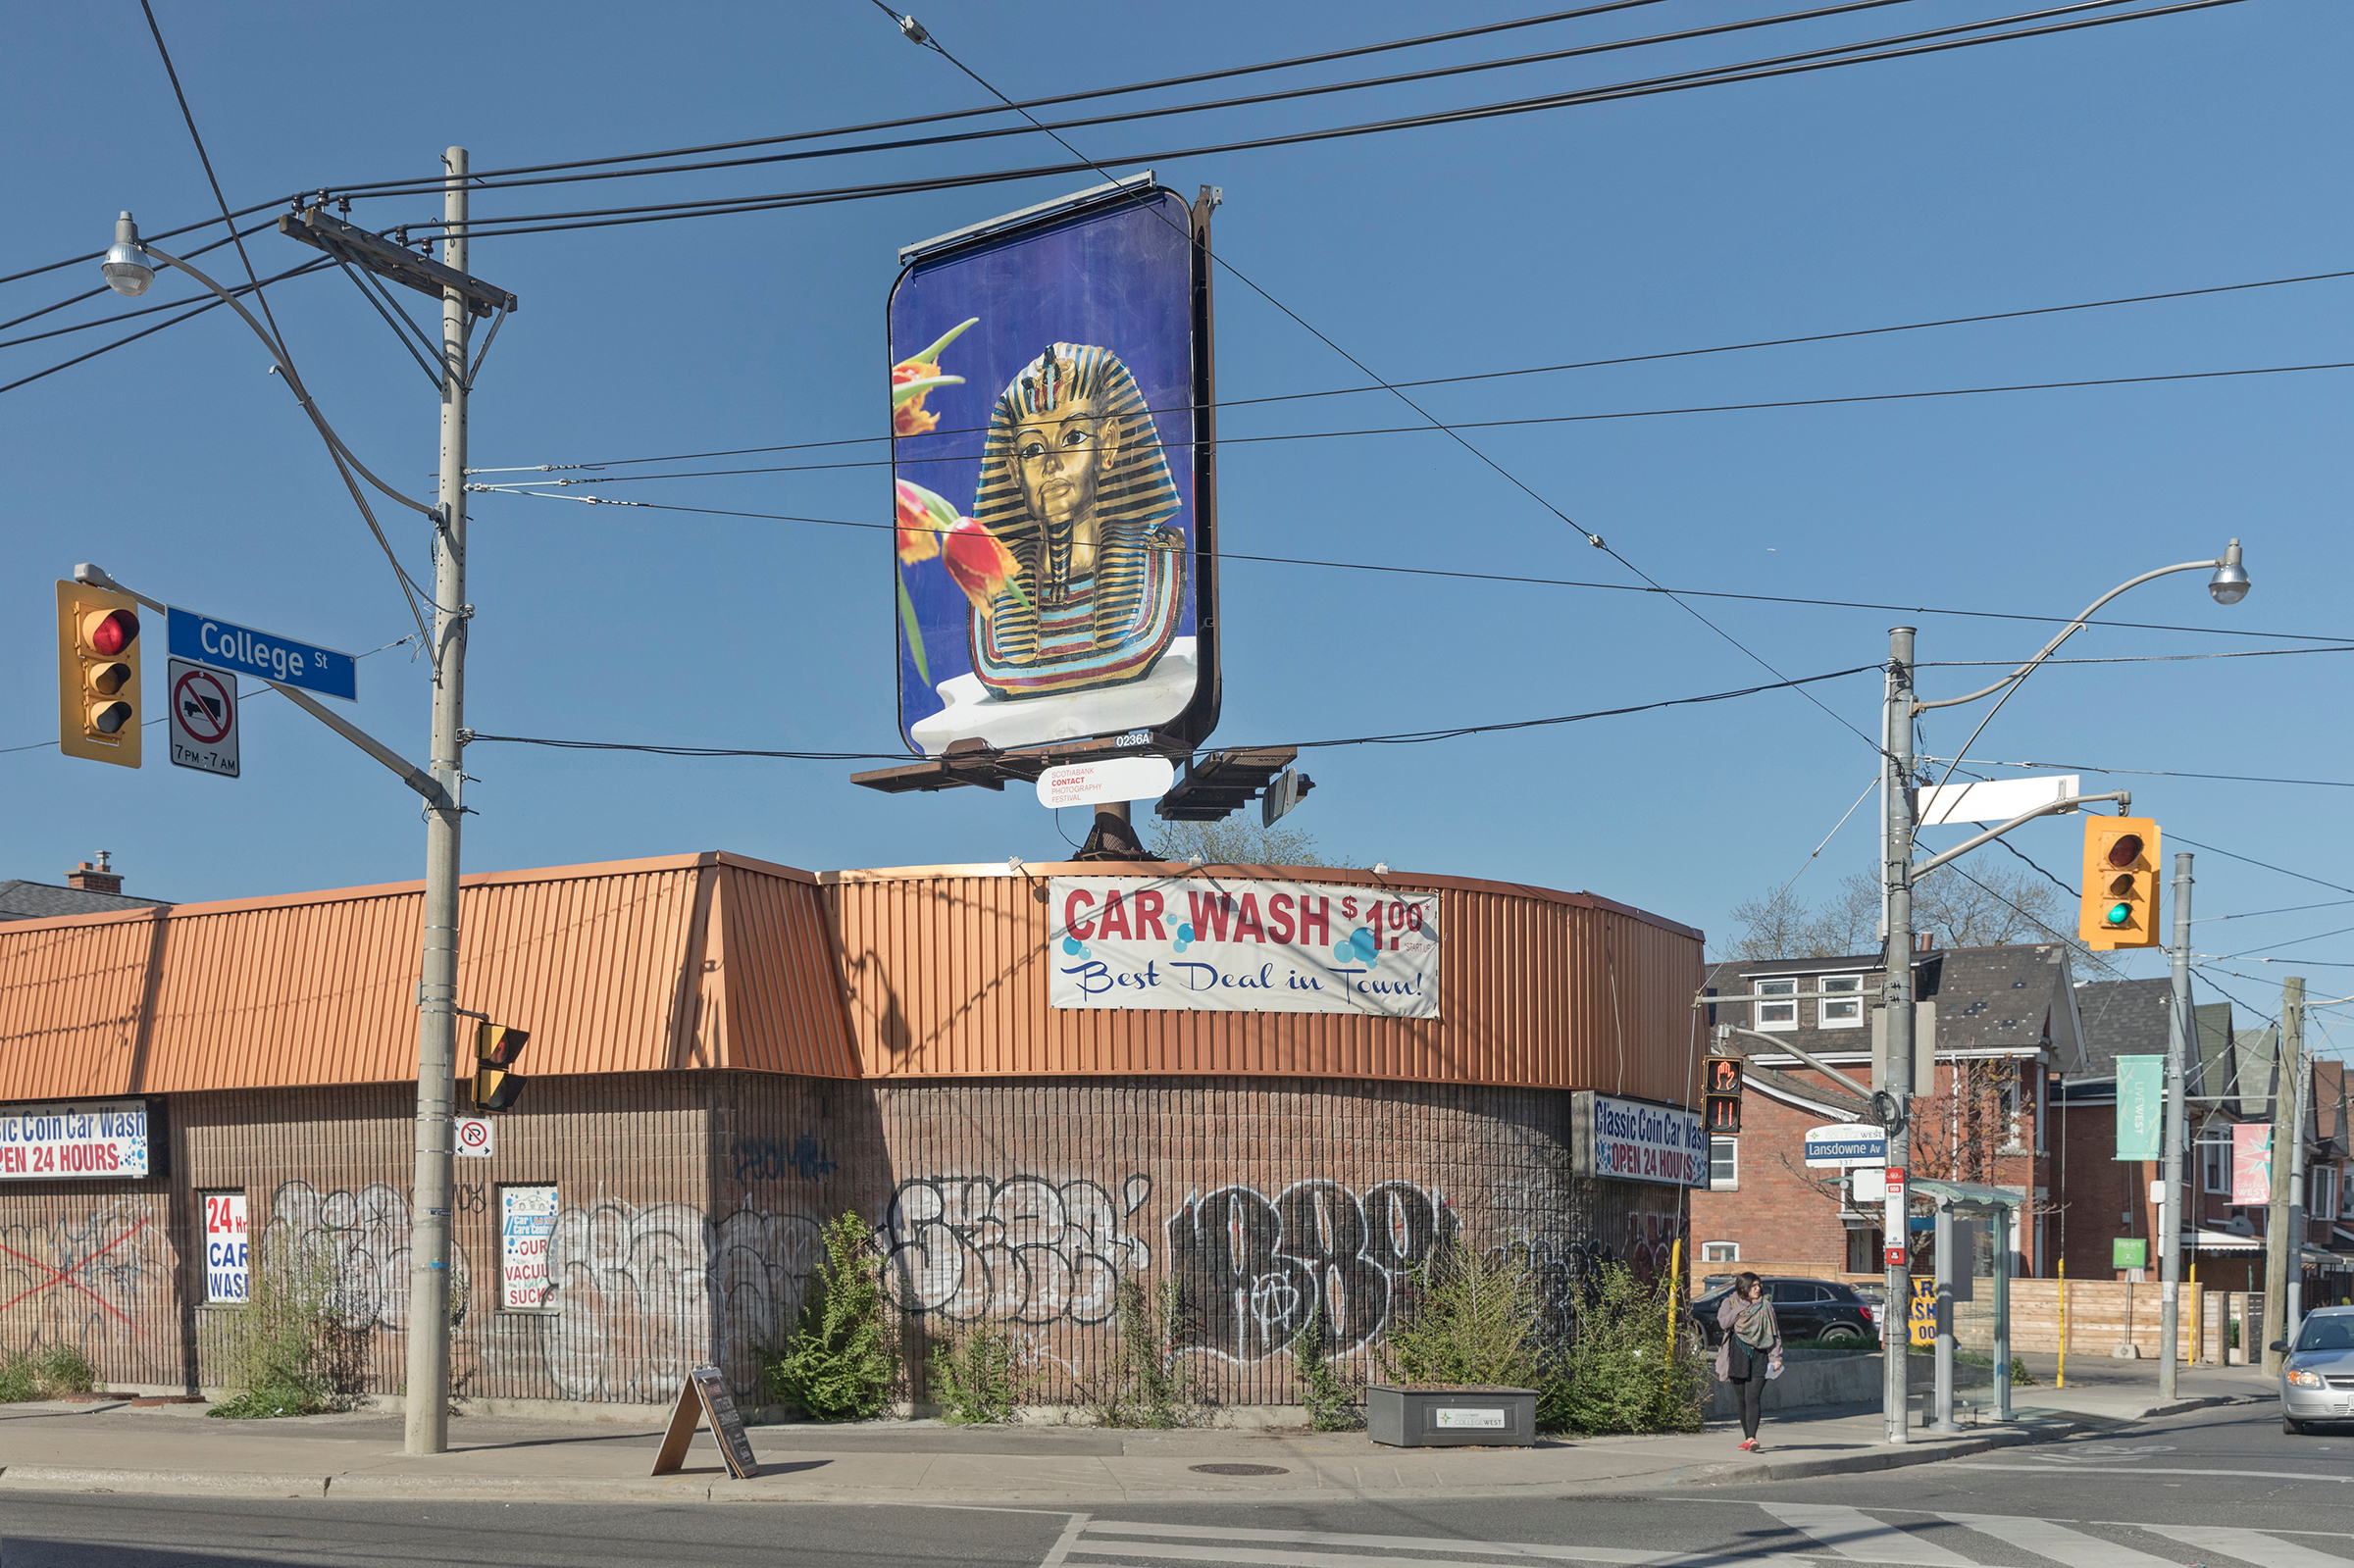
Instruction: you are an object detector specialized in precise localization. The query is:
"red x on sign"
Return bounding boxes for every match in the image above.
[0,1217,149,1327]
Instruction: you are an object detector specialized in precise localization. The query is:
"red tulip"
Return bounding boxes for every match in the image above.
[891,317,977,437]
[942,516,1029,614]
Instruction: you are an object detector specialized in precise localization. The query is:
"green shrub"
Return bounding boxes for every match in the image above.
[927,1320,1023,1424]
[209,1241,351,1419]
[760,1209,896,1421]
[0,1341,97,1402]
[1378,1244,1551,1392]
[1290,1305,1361,1431]
[1088,1277,1200,1428]
[1545,1263,1705,1437]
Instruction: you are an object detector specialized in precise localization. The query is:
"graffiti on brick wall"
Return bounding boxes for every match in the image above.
[537,1199,823,1403]
[1164,1180,1456,1361]
[267,1181,474,1332]
[729,1134,838,1184]
[1622,1209,1686,1282]
[883,1174,1153,1325]
[0,1204,163,1352]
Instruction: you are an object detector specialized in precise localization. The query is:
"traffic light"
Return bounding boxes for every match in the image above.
[1704,1053,1744,1135]
[471,1023,530,1113]
[2079,815,2162,949]
[55,581,143,768]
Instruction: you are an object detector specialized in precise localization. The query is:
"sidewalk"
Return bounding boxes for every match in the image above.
[0,1397,2113,1507]
[1988,1355,2273,1423]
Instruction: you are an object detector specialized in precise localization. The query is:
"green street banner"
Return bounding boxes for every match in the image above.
[2116,1054,2164,1160]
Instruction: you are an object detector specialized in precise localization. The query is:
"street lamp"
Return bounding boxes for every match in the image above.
[101,213,154,297]
[1874,539,2250,1445]
[97,164,503,1460]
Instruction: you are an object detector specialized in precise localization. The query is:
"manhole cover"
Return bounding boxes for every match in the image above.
[1189,1463,1290,1477]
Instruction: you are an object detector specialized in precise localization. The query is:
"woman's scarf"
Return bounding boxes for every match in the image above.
[1734,1297,1775,1349]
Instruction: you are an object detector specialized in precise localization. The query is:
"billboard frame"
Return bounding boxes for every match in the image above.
[857,176,1221,793]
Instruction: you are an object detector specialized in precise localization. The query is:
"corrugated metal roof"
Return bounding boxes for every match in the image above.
[0,853,1700,1104]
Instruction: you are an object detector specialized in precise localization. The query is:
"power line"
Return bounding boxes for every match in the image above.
[315,2,1686,199]
[0,257,335,397]
[2173,835,2354,899]
[475,264,2354,473]
[467,658,1879,762]
[2196,899,2354,925]
[401,0,2246,242]
[334,0,1917,204]
[476,358,2354,484]
[1920,756,2354,789]
[470,486,2354,648]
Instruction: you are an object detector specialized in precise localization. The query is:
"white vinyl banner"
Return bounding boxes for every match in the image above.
[1049,876,1440,1017]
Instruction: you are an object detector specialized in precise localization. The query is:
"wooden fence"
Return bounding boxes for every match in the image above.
[1713,1263,2262,1362]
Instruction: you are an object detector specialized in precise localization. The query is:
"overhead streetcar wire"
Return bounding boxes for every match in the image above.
[468,487,2354,648]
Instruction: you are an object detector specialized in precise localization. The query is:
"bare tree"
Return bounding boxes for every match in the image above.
[1147,818,1336,867]
[1721,866,2117,975]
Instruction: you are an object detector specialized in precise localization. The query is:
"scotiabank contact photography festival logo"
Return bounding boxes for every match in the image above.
[1048,876,1440,1018]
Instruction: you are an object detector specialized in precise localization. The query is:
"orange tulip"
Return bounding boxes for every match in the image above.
[891,317,977,437]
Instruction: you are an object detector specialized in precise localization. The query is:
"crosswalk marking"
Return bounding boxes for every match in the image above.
[2142,1524,2354,1568]
[1937,1513,2175,1568]
[1050,1509,2354,1568]
[1758,1504,1974,1566]
[1068,1523,1811,1568]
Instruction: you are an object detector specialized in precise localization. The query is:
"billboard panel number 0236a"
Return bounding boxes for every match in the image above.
[889,185,1214,757]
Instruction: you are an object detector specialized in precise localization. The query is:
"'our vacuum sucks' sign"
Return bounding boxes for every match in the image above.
[1049,876,1440,1017]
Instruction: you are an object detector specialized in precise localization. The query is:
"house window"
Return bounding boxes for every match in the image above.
[202,1191,248,1306]
[499,1185,560,1310]
[1846,1228,1883,1274]
[2313,1165,2340,1223]
[1754,977,1798,1032]
[1711,1136,1739,1189]
[1819,973,1866,1029]
[2201,1135,2232,1195]
[1702,1241,1739,1263]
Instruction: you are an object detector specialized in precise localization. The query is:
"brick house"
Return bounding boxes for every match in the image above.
[1689,941,2086,1283]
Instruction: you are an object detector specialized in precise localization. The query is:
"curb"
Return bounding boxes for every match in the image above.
[0,1421,2083,1506]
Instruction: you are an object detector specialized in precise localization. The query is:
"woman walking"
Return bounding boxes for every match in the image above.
[1714,1273,1783,1452]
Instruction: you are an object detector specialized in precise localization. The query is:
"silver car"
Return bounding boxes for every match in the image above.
[2277,1305,2354,1434]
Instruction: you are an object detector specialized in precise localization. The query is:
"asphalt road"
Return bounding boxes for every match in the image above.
[1,1402,2345,1568]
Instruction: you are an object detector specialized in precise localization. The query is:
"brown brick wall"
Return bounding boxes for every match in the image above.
[0,1073,1695,1409]
[1687,1085,1856,1275]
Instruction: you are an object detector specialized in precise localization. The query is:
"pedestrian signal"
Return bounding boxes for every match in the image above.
[1704,1052,1744,1134]
[56,581,143,767]
[2079,815,2161,950]
[472,1023,530,1113]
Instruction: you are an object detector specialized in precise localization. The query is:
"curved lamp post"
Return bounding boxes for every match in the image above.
[1875,541,2250,1445]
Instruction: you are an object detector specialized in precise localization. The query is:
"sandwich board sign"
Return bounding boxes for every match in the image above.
[649,1363,759,1480]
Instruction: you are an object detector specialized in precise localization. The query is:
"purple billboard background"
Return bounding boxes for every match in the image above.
[889,189,1197,754]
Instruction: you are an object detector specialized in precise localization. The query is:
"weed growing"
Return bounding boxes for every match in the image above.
[927,1320,1024,1424]
[1289,1305,1361,1431]
[760,1209,897,1421]
[1088,1277,1201,1428]
[0,1342,97,1402]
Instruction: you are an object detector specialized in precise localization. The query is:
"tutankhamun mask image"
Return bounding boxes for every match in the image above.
[967,341,1186,700]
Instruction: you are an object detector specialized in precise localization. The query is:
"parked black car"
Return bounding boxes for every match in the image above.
[1689,1276,1878,1346]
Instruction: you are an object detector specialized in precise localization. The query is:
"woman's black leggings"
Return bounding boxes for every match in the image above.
[1731,1372,1765,1440]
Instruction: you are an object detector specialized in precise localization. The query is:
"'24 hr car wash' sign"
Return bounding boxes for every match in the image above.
[0,1100,154,1179]
[1049,877,1440,1017]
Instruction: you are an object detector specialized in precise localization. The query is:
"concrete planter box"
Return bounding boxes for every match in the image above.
[1367,1385,1538,1447]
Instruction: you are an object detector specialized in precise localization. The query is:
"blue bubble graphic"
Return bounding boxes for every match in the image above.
[1061,936,1086,956]
[1349,928,1378,962]
[1177,922,1195,943]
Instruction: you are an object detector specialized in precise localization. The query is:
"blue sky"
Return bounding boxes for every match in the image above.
[5,2,2349,1031]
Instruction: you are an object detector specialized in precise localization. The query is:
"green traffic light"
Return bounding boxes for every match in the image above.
[2106,903,2132,927]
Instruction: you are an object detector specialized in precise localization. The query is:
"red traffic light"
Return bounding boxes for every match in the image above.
[83,608,138,656]
[2105,833,2144,870]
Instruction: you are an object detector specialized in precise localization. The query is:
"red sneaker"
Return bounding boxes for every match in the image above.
[1738,1439,1760,1451]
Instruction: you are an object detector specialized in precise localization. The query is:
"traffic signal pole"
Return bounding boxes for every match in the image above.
[1882,626,1917,1445]
[2159,852,2192,1402]
[404,147,471,1457]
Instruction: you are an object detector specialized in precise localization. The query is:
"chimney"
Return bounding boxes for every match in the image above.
[1914,931,1935,953]
[67,851,122,897]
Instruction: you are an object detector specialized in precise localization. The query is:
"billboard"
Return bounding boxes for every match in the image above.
[889,183,1212,756]
[1572,1091,1708,1188]
[1049,876,1439,1017]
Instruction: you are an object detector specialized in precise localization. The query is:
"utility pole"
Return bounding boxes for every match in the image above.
[1881,626,1917,1445]
[404,146,470,1457]
[2288,993,2312,1347]
[2264,976,2304,1376]
[2158,852,2191,1401]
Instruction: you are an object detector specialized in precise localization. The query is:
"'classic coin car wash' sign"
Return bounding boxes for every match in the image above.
[1049,876,1440,1017]
[1571,1091,1707,1188]
[0,1099,156,1179]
